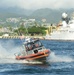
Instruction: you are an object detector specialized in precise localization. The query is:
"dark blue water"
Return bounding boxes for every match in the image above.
[0,39,74,75]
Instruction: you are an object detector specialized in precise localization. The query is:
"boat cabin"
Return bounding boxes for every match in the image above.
[15,38,50,61]
[23,39,45,55]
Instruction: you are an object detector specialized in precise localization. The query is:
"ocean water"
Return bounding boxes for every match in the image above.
[0,39,74,75]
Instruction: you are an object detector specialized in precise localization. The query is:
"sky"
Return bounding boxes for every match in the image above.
[0,0,74,9]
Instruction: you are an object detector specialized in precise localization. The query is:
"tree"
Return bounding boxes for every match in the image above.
[28,26,47,35]
[14,25,26,35]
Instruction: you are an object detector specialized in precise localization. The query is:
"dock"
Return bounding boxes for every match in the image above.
[0,36,45,40]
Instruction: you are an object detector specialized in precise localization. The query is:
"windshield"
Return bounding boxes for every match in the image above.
[25,40,43,51]
[34,40,42,48]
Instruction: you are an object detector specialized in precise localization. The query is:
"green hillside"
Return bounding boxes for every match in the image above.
[0,7,74,23]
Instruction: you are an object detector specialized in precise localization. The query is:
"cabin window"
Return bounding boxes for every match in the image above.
[25,40,43,52]
[28,44,32,50]
[25,43,33,51]
[34,41,42,48]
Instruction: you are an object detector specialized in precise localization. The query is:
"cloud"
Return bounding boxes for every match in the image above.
[0,0,74,9]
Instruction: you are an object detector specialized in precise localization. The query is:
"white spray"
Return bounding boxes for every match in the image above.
[48,52,74,63]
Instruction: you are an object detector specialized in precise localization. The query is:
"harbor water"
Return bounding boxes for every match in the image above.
[0,39,74,75]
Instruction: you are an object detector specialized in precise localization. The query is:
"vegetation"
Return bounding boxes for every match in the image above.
[14,25,47,36]
[14,25,27,35]
[28,26,47,36]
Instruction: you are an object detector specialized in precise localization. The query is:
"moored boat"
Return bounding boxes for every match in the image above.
[15,38,51,62]
[45,12,74,40]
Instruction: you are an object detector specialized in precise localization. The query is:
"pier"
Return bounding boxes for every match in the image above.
[0,36,45,39]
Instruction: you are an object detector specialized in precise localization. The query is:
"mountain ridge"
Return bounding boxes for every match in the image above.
[0,7,74,23]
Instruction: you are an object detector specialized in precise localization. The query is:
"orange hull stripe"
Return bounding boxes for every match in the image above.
[16,50,50,60]
[25,50,49,58]
[26,54,49,60]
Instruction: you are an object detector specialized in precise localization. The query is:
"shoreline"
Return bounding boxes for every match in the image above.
[0,36,45,40]
[0,36,74,41]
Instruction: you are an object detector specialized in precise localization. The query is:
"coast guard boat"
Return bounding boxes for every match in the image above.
[15,38,50,62]
[45,12,74,40]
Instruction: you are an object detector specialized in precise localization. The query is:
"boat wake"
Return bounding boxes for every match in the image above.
[48,52,74,63]
[0,40,74,64]
[0,51,74,64]
[0,43,43,64]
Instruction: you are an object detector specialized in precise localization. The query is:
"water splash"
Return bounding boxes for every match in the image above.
[0,44,20,59]
[0,40,43,64]
[48,52,74,63]
[0,40,21,63]
[0,39,74,64]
